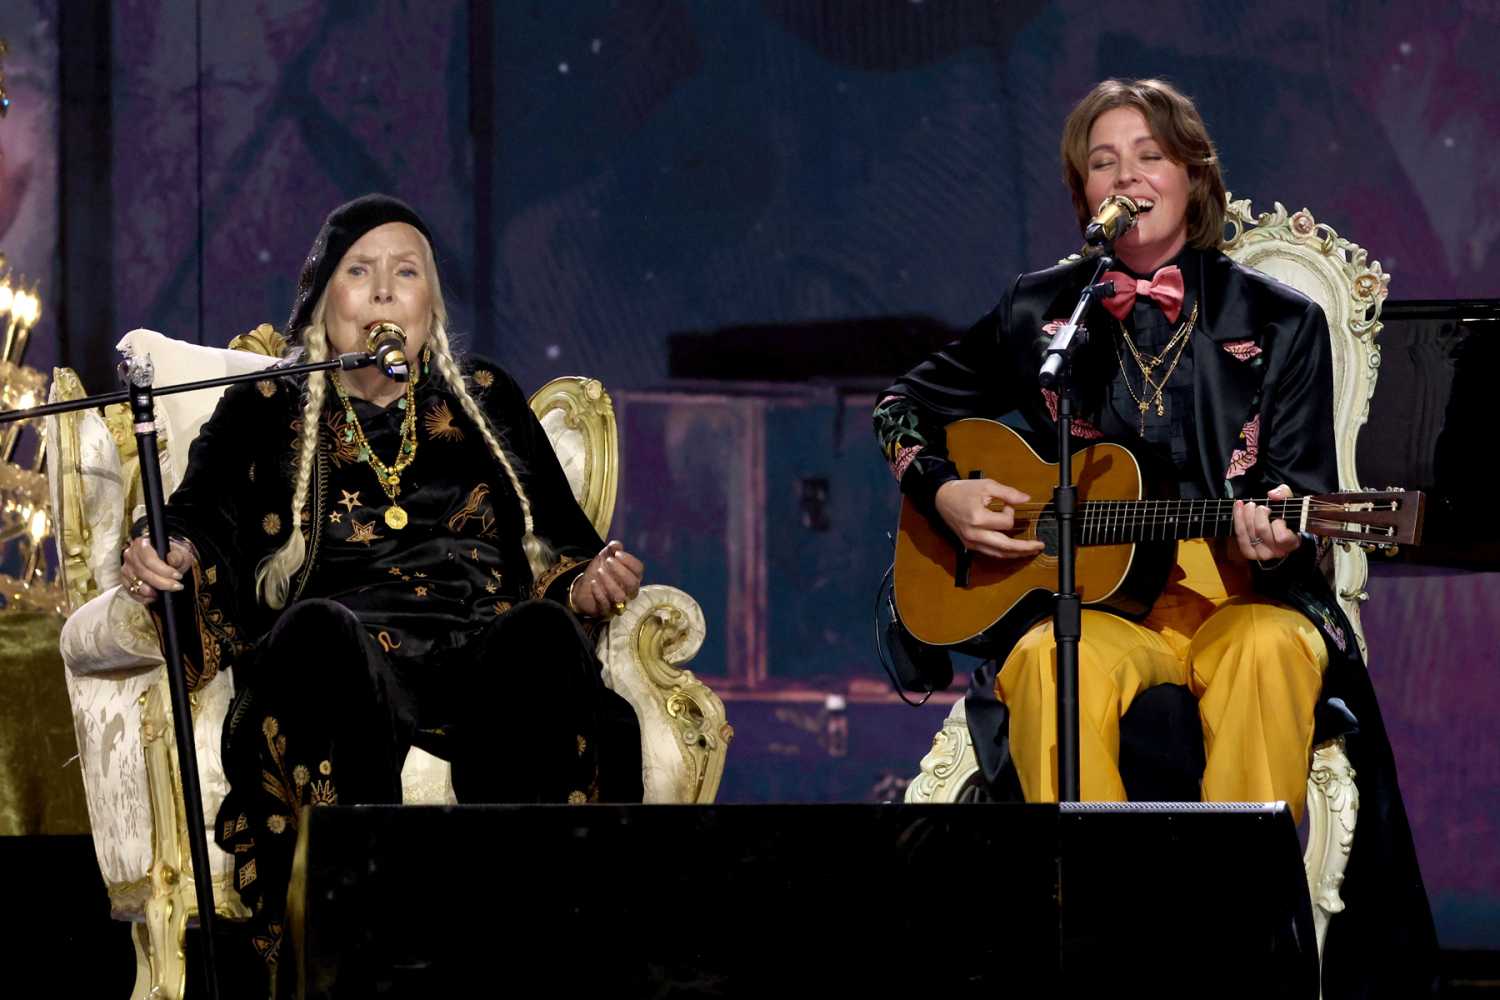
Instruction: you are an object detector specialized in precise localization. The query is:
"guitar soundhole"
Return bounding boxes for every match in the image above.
[1035,515,1059,558]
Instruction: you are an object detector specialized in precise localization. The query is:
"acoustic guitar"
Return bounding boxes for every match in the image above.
[893,419,1424,647]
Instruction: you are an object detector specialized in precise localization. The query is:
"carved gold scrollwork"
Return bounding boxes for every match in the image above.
[1221,193,1386,663]
[227,322,288,358]
[631,596,729,802]
[1304,737,1359,965]
[528,376,619,538]
[905,699,981,803]
[46,367,101,611]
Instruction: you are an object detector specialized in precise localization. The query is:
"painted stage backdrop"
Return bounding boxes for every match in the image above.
[3,0,1498,948]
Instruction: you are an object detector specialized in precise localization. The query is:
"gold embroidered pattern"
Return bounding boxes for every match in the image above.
[260,717,300,824]
[348,519,380,545]
[329,511,343,524]
[239,859,258,888]
[388,566,403,576]
[567,790,587,804]
[414,585,428,597]
[423,398,464,442]
[256,715,341,847]
[338,489,363,513]
[577,735,587,756]
[531,556,587,601]
[248,462,256,482]
[447,484,495,535]
[257,380,276,398]
[473,369,495,389]
[376,630,402,653]
[204,565,218,586]
[485,580,498,593]
[319,760,332,776]
[324,409,361,467]
[252,920,282,965]
[262,513,282,535]
[154,559,233,692]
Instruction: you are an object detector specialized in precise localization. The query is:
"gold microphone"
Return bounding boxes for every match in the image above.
[365,322,410,382]
[1083,194,1140,248]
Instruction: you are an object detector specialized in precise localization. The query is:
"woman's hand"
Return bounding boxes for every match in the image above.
[120,536,196,604]
[569,540,646,618]
[934,479,1046,559]
[1234,484,1302,564]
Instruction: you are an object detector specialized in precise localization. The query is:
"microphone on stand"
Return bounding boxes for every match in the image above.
[1082,194,1140,248]
[365,321,410,382]
[1042,196,1140,388]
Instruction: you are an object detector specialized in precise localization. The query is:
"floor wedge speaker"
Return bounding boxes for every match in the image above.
[286,801,1315,998]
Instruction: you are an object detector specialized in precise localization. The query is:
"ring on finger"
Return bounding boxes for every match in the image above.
[1248,535,1262,547]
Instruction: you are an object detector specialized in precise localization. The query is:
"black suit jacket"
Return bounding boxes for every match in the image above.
[876,247,1438,998]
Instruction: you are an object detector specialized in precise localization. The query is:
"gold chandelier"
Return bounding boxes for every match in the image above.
[0,264,53,611]
[0,35,59,611]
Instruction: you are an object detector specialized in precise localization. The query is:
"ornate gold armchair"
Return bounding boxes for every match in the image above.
[45,326,730,999]
[905,196,1388,976]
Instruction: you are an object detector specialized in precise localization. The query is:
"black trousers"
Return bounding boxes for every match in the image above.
[212,597,643,973]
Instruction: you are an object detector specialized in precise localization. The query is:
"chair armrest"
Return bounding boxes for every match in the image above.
[59,587,166,677]
[596,584,730,804]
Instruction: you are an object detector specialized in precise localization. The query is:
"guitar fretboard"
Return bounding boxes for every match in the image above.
[1068,499,1303,547]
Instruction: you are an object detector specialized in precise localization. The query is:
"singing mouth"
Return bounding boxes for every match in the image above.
[1134,198,1156,213]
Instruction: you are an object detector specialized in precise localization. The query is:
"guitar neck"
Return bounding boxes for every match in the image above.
[1072,498,1304,547]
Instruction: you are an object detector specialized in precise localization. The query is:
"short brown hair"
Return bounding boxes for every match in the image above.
[1060,78,1227,250]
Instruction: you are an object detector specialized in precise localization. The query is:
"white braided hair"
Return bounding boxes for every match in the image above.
[254,293,329,608]
[255,236,553,608]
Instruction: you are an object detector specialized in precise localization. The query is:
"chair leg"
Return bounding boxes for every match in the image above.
[141,878,189,1000]
[129,920,153,1000]
[906,699,980,803]
[1303,736,1359,979]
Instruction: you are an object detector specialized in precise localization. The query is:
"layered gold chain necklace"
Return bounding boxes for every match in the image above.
[1113,300,1199,434]
[330,373,419,529]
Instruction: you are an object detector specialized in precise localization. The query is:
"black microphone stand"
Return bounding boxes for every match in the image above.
[0,347,387,999]
[1038,253,1117,803]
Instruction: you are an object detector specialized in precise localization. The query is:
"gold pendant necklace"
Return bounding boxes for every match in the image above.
[1113,302,1198,433]
[331,374,420,530]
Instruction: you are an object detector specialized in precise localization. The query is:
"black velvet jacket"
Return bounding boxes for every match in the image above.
[876,248,1438,997]
[146,355,602,692]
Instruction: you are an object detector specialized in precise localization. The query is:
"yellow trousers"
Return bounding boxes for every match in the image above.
[997,539,1328,822]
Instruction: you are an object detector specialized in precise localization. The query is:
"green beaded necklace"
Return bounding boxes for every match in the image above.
[330,373,419,530]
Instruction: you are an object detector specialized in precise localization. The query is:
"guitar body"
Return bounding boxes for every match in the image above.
[893,419,1175,648]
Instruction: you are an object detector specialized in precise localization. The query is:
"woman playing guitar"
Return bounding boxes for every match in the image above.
[874,78,1434,992]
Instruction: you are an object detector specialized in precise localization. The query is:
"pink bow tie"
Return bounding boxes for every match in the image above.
[1101,265,1185,323]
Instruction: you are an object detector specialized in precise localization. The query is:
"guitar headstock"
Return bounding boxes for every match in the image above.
[1305,489,1425,548]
